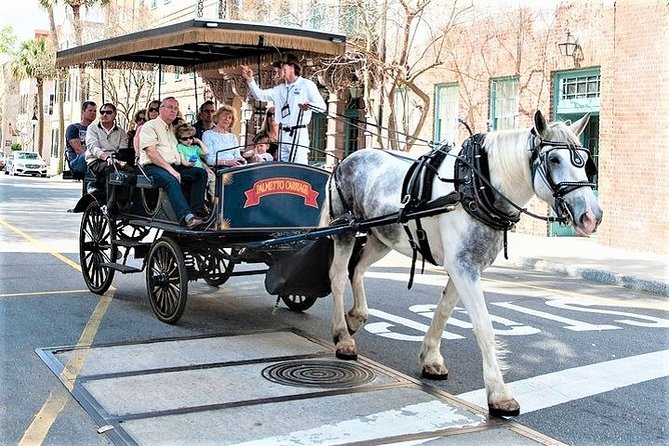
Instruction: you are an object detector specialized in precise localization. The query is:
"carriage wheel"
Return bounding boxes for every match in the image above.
[204,248,236,287]
[280,295,318,312]
[146,237,188,324]
[79,202,117,295]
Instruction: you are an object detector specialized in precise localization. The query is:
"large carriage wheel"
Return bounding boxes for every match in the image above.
[204,248,236,287]
[280,295,318,312]
[79,202,117,294]
[146,237,188,324]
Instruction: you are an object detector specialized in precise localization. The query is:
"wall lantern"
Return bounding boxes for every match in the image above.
[558,30,580,57]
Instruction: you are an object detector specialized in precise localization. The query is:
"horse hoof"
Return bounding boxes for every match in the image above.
[488,399,521,417]
[422,370,448,380]
[335,351,358,361]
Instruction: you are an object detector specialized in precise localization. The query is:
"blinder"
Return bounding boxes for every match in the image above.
[530,138,597,199]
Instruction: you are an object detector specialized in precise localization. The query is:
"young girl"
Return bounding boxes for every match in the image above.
[175,123,216,195]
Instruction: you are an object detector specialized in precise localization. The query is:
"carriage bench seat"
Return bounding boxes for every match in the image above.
[108,170,154,188]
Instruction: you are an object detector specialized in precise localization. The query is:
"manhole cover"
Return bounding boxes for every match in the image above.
[262,360,376,388]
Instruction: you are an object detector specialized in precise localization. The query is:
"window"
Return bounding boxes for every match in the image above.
[174,67,182,82]
[489,76,519,130]
[151,0,156,9]
[48,94,54,115]
[434,83,459,147]
[50,129,59,158]
[308,0,326,29]
[561,74,600,100]
[159,68,166,85]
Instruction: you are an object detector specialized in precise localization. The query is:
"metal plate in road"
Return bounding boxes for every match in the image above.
[36,329,561,446]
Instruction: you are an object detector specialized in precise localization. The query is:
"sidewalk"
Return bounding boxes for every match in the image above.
[495,232,669,297]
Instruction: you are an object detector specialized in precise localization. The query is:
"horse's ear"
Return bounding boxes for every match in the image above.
[533,110,548,137]
[568,113,591,137]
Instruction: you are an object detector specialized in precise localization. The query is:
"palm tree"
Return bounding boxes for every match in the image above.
[38,0,67,173]
[10,38,56,158]
[63,0,111,100]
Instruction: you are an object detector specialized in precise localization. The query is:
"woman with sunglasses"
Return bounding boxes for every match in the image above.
[126,109,146,153]
[134,100,161,158]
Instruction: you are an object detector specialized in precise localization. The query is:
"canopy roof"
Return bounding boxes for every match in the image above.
[55,19,346,70]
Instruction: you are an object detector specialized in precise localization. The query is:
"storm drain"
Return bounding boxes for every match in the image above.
[262,359,376,388]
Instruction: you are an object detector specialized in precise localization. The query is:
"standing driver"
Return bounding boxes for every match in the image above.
[138,97,207,229]
[240,54,326,164]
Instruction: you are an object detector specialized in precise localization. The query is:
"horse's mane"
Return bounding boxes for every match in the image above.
[482,120,579,200]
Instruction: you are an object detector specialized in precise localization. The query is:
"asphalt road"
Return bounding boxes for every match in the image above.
[1,174,667,446]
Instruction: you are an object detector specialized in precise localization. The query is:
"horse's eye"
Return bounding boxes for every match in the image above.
[549,155,561,164]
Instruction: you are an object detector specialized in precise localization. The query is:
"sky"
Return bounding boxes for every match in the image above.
[1,2,65,46]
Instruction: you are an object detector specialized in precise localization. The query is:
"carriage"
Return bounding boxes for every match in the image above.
[56,19,346,324]
[59,18,603,418]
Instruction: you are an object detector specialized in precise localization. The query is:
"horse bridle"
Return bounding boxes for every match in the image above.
[529,132,597,221]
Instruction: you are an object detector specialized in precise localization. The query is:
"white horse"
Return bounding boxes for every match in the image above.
[320,110,602,417]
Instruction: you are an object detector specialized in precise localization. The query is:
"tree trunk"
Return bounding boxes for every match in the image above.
[37,80,45,158]
[72,5,88,101]
[46,4,66,174]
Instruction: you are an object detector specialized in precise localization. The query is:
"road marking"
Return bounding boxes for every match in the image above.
[456,349,669,414]
[0,218,81,270]
[0,289,91,298]
[2,216,114,445]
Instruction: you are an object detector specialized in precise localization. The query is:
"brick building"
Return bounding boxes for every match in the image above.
[405,0,668,253]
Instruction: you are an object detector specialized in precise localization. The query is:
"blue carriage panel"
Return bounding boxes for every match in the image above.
[218,163,329,229]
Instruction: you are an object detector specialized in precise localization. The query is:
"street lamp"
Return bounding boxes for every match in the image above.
[30,113,38,152]
[185,105,195,124]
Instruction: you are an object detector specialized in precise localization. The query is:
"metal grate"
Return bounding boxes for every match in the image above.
[262,360,376,388]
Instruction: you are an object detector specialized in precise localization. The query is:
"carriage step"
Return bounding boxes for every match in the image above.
[100,262,142,273]
[113,238,148,248]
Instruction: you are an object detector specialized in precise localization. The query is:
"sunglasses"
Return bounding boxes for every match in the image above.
[149,108,159,112]
[100,110,114,115]
[179,136,194,141]
[137,117,146,122]
[267,112,274,117]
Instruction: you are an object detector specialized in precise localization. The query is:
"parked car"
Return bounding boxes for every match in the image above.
[0,151,6,171]
[5,151,48,177]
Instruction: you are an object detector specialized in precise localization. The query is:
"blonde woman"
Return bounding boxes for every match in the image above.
[203,105,246,168]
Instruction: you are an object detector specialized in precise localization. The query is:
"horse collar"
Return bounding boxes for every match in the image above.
[455,134,520,231]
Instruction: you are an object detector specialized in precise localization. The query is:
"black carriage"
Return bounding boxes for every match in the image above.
[57,19,346,323]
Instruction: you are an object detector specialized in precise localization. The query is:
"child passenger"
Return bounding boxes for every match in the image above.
[243,132,275,163]
[175,123,216,195]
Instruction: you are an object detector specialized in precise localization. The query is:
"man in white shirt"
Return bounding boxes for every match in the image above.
[240,54,326,164]
[85,102,128,194]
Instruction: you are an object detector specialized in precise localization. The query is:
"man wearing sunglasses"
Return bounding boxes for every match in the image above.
[84,103,129,195]
[194,100,216,140]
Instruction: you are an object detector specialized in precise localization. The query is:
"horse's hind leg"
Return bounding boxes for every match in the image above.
[346,235,390,334]
[420,278,458,380]
[330,232,358,360]
[450,270,520,417]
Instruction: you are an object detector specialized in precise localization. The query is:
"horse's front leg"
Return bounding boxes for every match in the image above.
[420,278,458,379]
[346,236,390,334]
[449,269,520,417]
[330,235,357,360]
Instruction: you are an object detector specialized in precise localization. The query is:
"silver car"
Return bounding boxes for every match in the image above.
[5,151,48,177]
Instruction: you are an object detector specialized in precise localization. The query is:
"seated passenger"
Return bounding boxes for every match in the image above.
[134,99,160,159]
[126,109,146,154]
[175,123,215,196]
[203,105,246,168]
[85,102,129,194]
[138,97,207,229]
[259,107,279,161]
[243,132,274,163]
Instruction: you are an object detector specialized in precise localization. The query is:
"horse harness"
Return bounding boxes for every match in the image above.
[329,132,597,288]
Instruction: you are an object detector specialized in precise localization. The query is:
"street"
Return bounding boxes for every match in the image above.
[1,175,667,446]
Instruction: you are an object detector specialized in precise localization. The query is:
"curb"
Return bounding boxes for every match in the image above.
[511,257,669,297]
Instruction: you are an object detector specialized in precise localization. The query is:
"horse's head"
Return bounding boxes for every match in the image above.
[530,110,603,236]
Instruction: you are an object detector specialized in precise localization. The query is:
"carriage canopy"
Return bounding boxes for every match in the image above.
[55,19,346,70]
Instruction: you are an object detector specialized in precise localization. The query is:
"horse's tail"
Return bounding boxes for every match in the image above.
[319,176,332,228]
